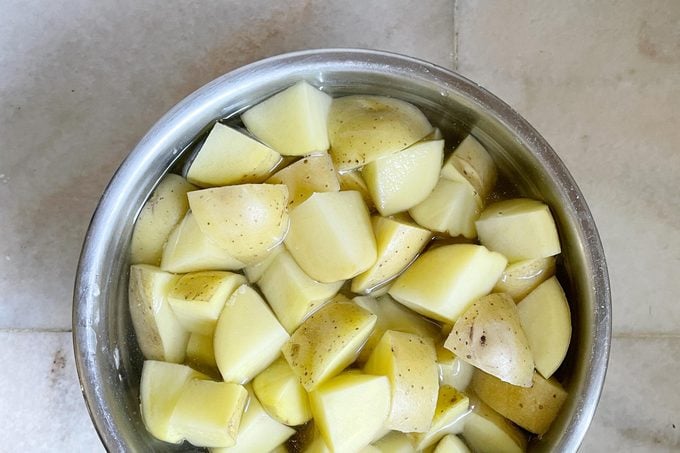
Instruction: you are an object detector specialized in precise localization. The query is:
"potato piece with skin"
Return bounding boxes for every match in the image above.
[434,435,470,453]
[409,178,482,239]
[329,95,433,171]
[444,293,534,388]
[517,277,571,378]
[310,373,391,453]
[493,256,556,302]
[436,344,474,391]
[410,385,470,451]
[210,386,295,453]
[168,271,246,335]
[188,184,289,264]
[282,296,377,391]
[338,170,374,210]
[463,395,527,453]
[242,81,332,156]
[128,265,188,363]
[253,357,312,426]
[266,154,340,209]
[243,243,284,283]
[475,198,561,262]
[447,135,497,199]
[364,331,439,432]
[472,370,568,435]
[258,250,344,333]
[371,431,416,453]
[187,122,281,187]
[285,191,377,283]
[389,244,507,323]
[171,379,248,448]
[354,294,440,364]
[185,333,219,377]
[161,211,245,274]
[214,284,289,384]
[351,215,432,294]
[140,361,207,443]
[130,174,196,265]
[362,139,444,216]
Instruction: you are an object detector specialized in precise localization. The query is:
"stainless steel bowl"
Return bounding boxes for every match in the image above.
[73,49,611,452]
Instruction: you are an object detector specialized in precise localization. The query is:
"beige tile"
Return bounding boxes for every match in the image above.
[0,0,456,328]
[457,0,680,334]
[0,332,103,451]
[581,336,680,452]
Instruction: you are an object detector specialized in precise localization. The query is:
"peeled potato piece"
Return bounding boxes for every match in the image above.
[463,395,527,453]
[444,293,534,388]
[389,244,507,323]
[253,357,312,426]
[285,191,377,282]
[187,122,281,187]
[328,95,433,171]
[434,435,471,453]
[362,139,444,216]
[131,174,196,265]
[410,385,470,451]
[161,211,245,274]
[282,296,377,391]
[309,372,391,453]
[168,271,246,335]
[188,184,289,264]
[444,135,497,199]
[266,154,340,209]
[493,256,556,302]
[351,215,432,295]
[371,432,416,452]
[242,81,332,156]
[128,265,188,363]
[243,243,284,283]
[213,284,289,384]
[475,198,561,262]
[517,277,571,379]
[436,344,474,391]
[140,361,207,444]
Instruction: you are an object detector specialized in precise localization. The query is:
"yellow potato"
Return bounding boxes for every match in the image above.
[128,265,188,363]
[433,435,470,453]
[266,154,340,209]
[282,296,377,391]
[436,344,474,391]
[444,293,534,388]
[338,170,374,209]
[328,95,433,171]
[188,184,289,264]
[252,357,312,426]
[493,256,556,301]
[389,244,507,323]
[130,174,196,265]
[363,331,439,432]
[410,385,470,451]
[186,122,281,187]
[371,431,416,453]
[243,243,284,283]
[242,81,332,156]
[445,135,497,199]
[462,395,527,453]
[185,333,219,377]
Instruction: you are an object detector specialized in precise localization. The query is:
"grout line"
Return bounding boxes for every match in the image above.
[612,332,680,340]
[0,328,72,333]
[452,0,459,71]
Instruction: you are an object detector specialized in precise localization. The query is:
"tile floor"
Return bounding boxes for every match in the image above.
[0,0,677,451]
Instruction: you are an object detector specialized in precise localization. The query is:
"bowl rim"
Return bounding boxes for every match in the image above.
[73,48,611,452]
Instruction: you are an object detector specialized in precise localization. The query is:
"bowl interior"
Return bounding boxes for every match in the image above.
[74,49,610,452]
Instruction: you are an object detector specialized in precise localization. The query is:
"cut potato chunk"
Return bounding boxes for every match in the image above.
[338,170,374,209]
[389,244,507,323]
[310,372,391,453]
[411,385,470,451]
[446,135,497,199]
[168,271,246,335]
[214,285,289,383]
[476,198,561,262]
[171,379,248,448]
[409,178,482,239]
[354,294,440,363]
[493,256,556,302]
[444,293,534,388]
[161,211,245,274]
[436,345,474,391]
[140,361,206,443]
[371,431,416,452]
[282,296,377,391]
[185,333,218,376]
[187,122,281,187]
[243,243,284,283]
[258,250,344,333]
[362,139,444,216]
[266,154,340,209]
[364,331,439,432]
[285,191,377,282]
[517,277,571,378]
[210,386,295,453]
[253,357,312,426]
[242,81,332,156]
[434,435,470,453]
[188,184,289,264]
[351,216,432,294]
[131,174,196,265]
[463,395,527,453]
[329,95,433,171]
[128,265,188,363]
[471,370,568,435]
